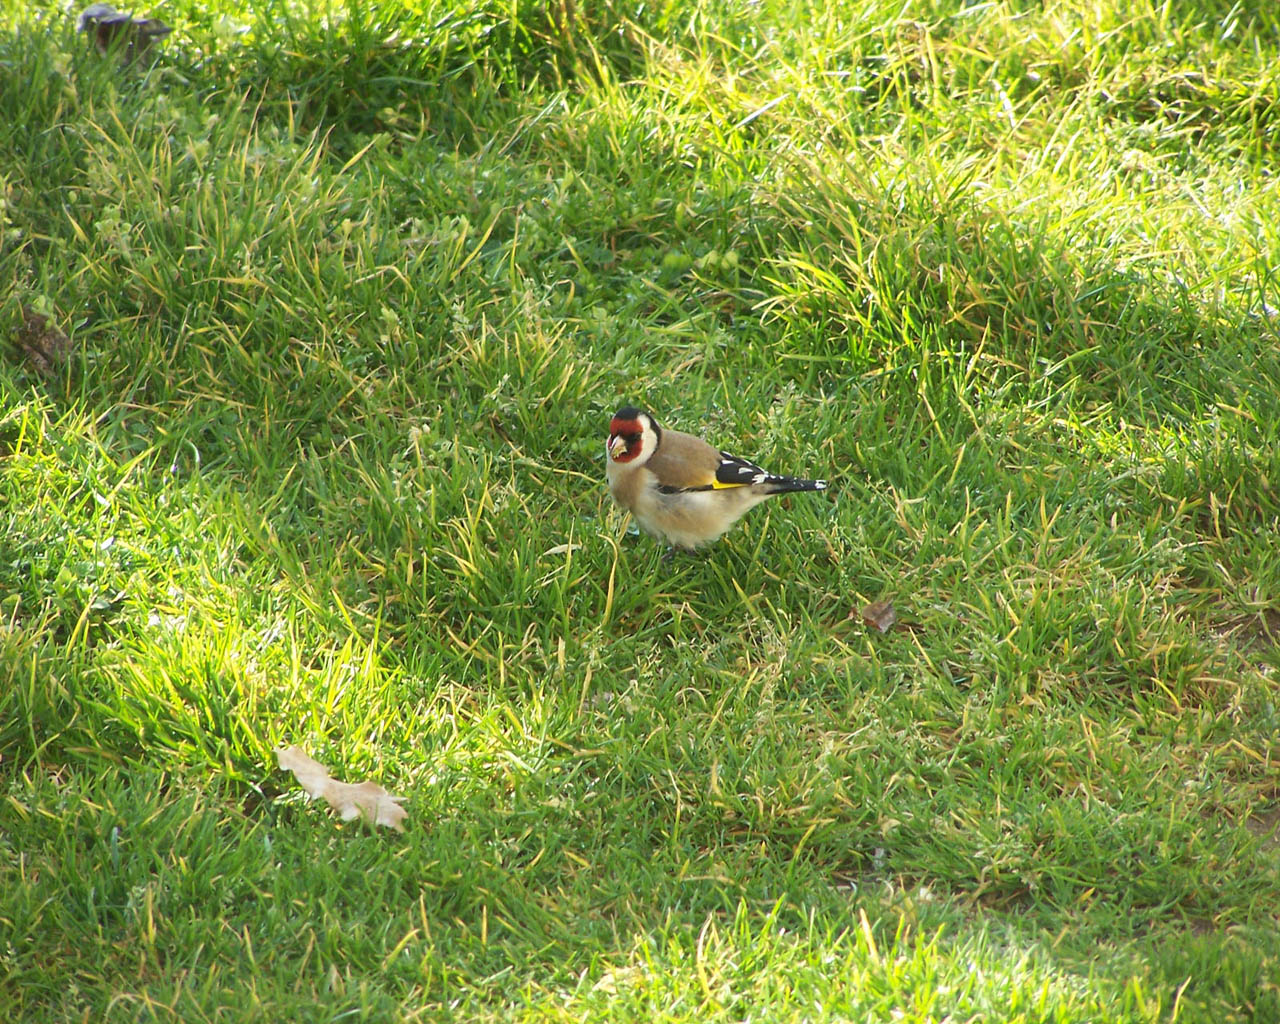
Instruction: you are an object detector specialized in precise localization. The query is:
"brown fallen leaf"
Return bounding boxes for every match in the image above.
[860,599,897,634]
[275,745,408,833]
[541,542,582,557]
[77,3,172,61]
[13,306,73,379]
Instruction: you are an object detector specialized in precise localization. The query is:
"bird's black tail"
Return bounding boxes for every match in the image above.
[762,475,828,495]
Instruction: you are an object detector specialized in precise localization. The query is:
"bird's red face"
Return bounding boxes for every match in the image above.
[607,406,649,463]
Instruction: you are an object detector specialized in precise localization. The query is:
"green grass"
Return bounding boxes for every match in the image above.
[2,0,1279,1020]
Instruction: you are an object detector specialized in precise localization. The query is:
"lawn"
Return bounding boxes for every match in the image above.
[2,0,1279,1020]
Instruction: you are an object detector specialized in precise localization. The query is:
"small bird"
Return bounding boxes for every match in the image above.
[76,3,172,62]
[605,406,828,551]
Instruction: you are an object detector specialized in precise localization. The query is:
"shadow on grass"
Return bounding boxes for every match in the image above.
[163,0,653,148]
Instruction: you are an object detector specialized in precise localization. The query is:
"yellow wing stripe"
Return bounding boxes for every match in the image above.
[710,479,748,489]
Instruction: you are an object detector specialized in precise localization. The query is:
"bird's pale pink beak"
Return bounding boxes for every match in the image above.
[608,434,627,459]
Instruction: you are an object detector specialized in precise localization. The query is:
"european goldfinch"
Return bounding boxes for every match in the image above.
[77,3,172,60]
[605,406,828,550]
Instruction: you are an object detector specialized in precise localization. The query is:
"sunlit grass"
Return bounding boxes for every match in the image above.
[2,0,1279,1020]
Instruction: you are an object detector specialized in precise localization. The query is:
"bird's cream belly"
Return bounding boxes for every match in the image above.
[631,484,766,549]
[636,491,723,548]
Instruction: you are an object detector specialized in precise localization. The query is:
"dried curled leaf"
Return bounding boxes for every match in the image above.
[275,745,408,833]
[860,599,897,634]
[13,306,73,378]
[77,3,172,61]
